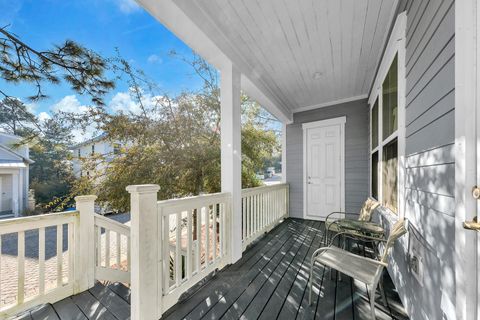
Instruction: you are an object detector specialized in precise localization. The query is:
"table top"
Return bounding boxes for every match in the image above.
[334,219,384,234]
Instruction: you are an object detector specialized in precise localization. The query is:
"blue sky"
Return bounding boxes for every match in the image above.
[0,0,205,130]
[1,0,280,142]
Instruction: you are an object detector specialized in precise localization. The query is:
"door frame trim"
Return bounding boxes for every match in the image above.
[302,116,346,220]
[455,0,479,319]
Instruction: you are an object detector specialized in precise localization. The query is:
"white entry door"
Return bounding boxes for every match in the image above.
[303,117,345,220]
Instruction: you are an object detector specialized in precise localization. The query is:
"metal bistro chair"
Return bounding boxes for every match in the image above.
[309,218,407,320]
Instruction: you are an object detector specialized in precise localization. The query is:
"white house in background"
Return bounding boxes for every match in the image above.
[0,132,33,217]
[71,133,123,179]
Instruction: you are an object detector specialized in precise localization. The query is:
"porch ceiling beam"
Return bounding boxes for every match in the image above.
[135,0,293,123]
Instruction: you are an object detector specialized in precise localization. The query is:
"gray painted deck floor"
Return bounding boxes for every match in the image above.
[12,219,408,320]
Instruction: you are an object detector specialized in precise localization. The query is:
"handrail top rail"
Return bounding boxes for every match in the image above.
[0,210,79,227]
[241,183,288,194]
[157,192,231,208]
[94,213,130,232]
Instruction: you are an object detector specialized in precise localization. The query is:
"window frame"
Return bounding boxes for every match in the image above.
[113,143,121,155]
[368,12,406,218]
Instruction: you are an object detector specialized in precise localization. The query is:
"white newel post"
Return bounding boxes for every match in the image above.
[74,195,97,293]
[126,184,160,320]
[220,61,242,263]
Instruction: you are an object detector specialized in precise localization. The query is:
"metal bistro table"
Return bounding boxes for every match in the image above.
[328,219,386,257]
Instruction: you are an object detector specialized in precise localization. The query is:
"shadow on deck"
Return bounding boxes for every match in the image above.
[12,218,408,320]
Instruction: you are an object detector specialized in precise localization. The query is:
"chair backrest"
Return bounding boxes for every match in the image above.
[358,198,380,221]
[380,218,407,263]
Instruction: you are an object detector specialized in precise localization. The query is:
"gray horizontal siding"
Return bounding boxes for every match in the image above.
[387,1,456,320]
[286,99,369,218]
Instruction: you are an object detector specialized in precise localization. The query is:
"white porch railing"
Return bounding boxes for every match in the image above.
[241,183,289,249]
[0,183,289,319]
[0,211,78,316]
[94,214,130,284]
[127,183,289,320]
[0,195,132,317]
[158,192,231,311]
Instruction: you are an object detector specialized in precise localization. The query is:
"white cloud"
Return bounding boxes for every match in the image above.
[50,95,96,143]
[108,89,166,116]
[147,54,162,64]
[51,95,90,114]
[38,112,51,122]
[116,0,140,14]
[25,102,37,114]
[109,91,142,114]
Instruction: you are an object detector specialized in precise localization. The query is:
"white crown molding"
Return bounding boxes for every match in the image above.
[293,94,368,114]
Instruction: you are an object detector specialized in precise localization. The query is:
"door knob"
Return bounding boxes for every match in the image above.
[473,186,480,199]
[464,216,480,231]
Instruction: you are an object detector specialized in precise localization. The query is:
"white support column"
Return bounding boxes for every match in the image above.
[12,172,19,216]
[126,184,160,320]
[74,195,97,292]
[220,62,242,263]
[281,123,287,183]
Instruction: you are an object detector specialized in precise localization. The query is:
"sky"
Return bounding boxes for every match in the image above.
[0,0,208,141]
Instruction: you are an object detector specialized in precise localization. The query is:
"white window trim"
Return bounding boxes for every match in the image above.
[368,12,406,219]
[302,116,346,220]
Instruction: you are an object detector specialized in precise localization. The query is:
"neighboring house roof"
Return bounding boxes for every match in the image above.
[0,160,27,168]
[70,133,108,149]
[0,132,24,140]
[0,144,34,164]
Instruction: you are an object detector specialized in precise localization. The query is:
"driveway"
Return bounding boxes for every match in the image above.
[263,173,283,185]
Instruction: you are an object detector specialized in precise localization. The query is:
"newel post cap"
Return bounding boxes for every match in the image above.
[126,184,160,194]
[74,195,98,203]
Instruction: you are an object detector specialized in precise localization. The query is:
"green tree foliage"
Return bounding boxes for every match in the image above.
[0,97,39,135]
[0,27,114,105]
[29,117,76,211]
[78,55,279,212]
[0,26,280,212]
[0,28,116,211]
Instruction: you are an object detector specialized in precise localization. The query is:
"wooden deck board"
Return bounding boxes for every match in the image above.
[221,220,314,319]
[107,283,131,305]
[192,220,310,320]
[69,290,117,320]
[52,298,88,320]
[269,221,324,320]
[30,304,60,320]
[161,221,291,320]
[14,218,409,320]
[178,221,297,320]
[245,221,319,320]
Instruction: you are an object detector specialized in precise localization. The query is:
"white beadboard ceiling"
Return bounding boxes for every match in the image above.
[138,0,398,121]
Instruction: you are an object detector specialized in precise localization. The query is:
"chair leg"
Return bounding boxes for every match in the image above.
[369,285,377,320]
[338,236,346,282]
[379,277,388,307]
[309,259,315,305]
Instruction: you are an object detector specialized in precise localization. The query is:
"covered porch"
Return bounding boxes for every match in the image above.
[0,0,466,319]
[12,219,407,320]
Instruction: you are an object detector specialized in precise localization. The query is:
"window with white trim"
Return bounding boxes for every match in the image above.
[369,11,406,217]
[371,54,399,214]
